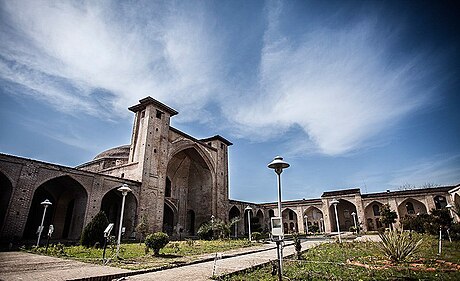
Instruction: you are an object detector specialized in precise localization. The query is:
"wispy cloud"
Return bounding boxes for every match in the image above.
[387,154,460,188]
[0,0,446,156]
[228,1,440,155]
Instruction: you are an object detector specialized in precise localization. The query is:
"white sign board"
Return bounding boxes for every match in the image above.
[271,217,283,237]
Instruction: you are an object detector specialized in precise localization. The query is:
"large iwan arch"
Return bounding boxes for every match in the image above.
[24,176,88,240]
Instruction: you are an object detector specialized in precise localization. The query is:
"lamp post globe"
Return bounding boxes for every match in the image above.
[331,199,341,243]
[116,184,132,258]
[36,199,52,247]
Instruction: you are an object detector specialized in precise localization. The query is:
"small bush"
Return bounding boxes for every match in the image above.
[378,231,422,263]
[252,232,262,241]
[308,225,319,233]
[145,232,169,256]
[292,232,302,260]
[80,211,109,247]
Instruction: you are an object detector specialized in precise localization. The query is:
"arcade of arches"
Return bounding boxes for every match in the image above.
[0,97,459,243]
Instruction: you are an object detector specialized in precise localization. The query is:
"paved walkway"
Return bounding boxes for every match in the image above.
[0,251,130,281]
[0,239,327,281]
[127,240,321,281]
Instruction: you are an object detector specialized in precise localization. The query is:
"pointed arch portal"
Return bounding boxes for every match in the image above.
[24,176,88,240]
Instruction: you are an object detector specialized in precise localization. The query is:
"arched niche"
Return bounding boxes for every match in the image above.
[398,198,427,218]
[24,175,88,240]
[163,202,176,235]
[433,195,447,210]
[166,147,214,233]
[329,199,357,232]
[0,171,13,233]
[101,188,137,239]
[303,206,324,228]
[364,201,384,231]
[228,205,241,237]
[282,208,298,233]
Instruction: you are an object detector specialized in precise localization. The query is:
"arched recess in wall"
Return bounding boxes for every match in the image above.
[24,175,88,240]
[166,146,215,235]
[186,210,195,235]
[364,201,384,231]
[256,210,265,231]
[433,195,447,209]
[282,208,298,233]
[228,206,241,237]
[163,200,177,236]
[397,198,427,219]
[303,206,324,230]
[0,171,13,234]
[329,199,357,232]
[101,187,137,239]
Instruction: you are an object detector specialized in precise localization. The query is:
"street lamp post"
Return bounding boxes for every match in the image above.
[304,215,309,235]
[268,156,290,281]
[331,199,341,243]
[211,215,215,239]
[245,206,253,242]
[116,184,132,259]
[36,199,52,247]
[351,212,357,235]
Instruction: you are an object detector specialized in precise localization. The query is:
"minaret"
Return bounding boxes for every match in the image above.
[128,97,178,231]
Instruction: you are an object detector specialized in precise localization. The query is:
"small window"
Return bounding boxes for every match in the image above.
[141,111,145,118]
[156,110,163,119]
[221,143,224,149]
[289,210,294,220]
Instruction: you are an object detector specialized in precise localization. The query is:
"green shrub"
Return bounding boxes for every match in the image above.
[292,232,302,260]
[378,230,422,263]
[197,223,213,240]
[80,211,109,247]
[308,224,319,233]
[252,232,262,241]
[145,232,169,256]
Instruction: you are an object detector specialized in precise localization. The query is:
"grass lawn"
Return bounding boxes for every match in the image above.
[24,239,260,270]
[221,234,460,281]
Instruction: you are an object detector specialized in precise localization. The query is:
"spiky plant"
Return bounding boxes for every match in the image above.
[377,231,422,263]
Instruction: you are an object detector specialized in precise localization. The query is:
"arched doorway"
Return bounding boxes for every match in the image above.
[364,201,384,231]
[101,188,137,239]
[304,206,323,233]
[434,195,447,210]
[166,147,214,235]
[229,206,240,237]
[163,203,175,235]
[0,172,13,233]
[256,210,265,232]
[24,176,88,240]
[186,210,195,235]
[282,208,298,233]
[398,198,427,218]
[329,199,357,232]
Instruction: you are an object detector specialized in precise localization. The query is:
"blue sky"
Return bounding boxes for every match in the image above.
[1,0,459,203]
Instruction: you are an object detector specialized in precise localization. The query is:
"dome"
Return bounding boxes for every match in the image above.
[93,145,130,160]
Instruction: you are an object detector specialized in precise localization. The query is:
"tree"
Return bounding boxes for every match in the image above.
[80,211,109,247]
[380,204,398,230]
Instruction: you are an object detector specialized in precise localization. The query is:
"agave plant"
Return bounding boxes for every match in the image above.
[377,231,422,263]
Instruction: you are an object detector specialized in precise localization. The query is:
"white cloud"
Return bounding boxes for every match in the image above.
[0,0,444,156]
[226,1,438,155]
